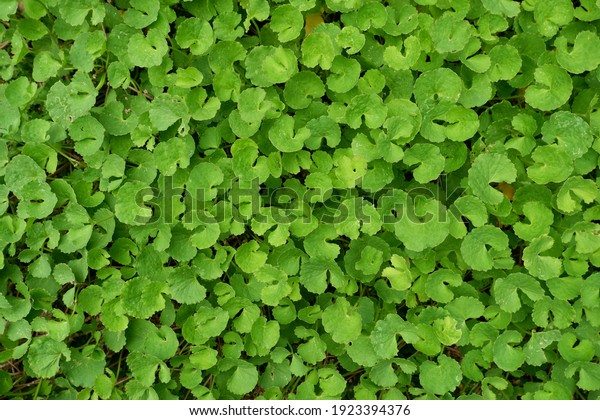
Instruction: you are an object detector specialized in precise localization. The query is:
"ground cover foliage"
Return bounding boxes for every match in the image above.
[1,0,600,400]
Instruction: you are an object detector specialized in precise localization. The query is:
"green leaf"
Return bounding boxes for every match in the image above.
[524,330,562,366]
[565,362,600,391]
[523,235,562,280]
[403,144,445,184]
[17,181,57,219]
[557,332,595,363]
[299,257,345,294]
[556,31,600,74]
[176,18,214,56]
[431,12,471,54]
[534,0,574,37]
[77,285,103,315]
[556,176,598,214]
[154,135,195,176]
[5,155,46,195]
[317,367,346,397]
[269,115,310,153]
[487,44,521,81]
[32,52,62,82]
[393,196,450,252]
[0,1,18,20]
[481,0,521,18]
[167,267,206,305]
[327,56,361,93]
[414,68,463,105]
[270,5,303,43]
[114,181,153,226]
[250,317,280,355]
[527,145,573,184]
[127,351,162,387]
[128,29,169,68]
[384,36,420,70]
[21,119,52,144]
[124,0,160,29]
[346,335,380,367]
[452,196,488,227]
[46,73,97,128]
[524,64,573,111]
[425,269,462,304]
[68,115,105,156]
[59,0,105,26]
[186,161,224,202]
[182,306,229,345]
[370,360,398,387]
[461,226,511,271]
[69,31,105,72]
[234,241,267,273]
[542,111,594,159]
[532,297,575,329]
[513,202,553,241]
[62,347,106,388]
[121,277,166,319]
[6,76,37,108]
[321,297,363,344]
[126,320,179,360]
[226,360,258,395]
[302,31,336,70]
[419,355,463,395]
[27,336,71,378]
[245,46,298,87]
[493,330,525,372]
[382,254,413,291]
[493,273,545,313]
[468,153,517,205]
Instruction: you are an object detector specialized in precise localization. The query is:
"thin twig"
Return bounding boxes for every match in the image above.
[127,85,153,100]
[115,376,130,385]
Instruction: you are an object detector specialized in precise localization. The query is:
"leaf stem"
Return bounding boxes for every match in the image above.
[115,350,123,383]
[251,19,261,37]
[32,380,42,400]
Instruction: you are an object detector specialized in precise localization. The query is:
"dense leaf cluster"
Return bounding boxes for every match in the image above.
[1,0,599,400]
